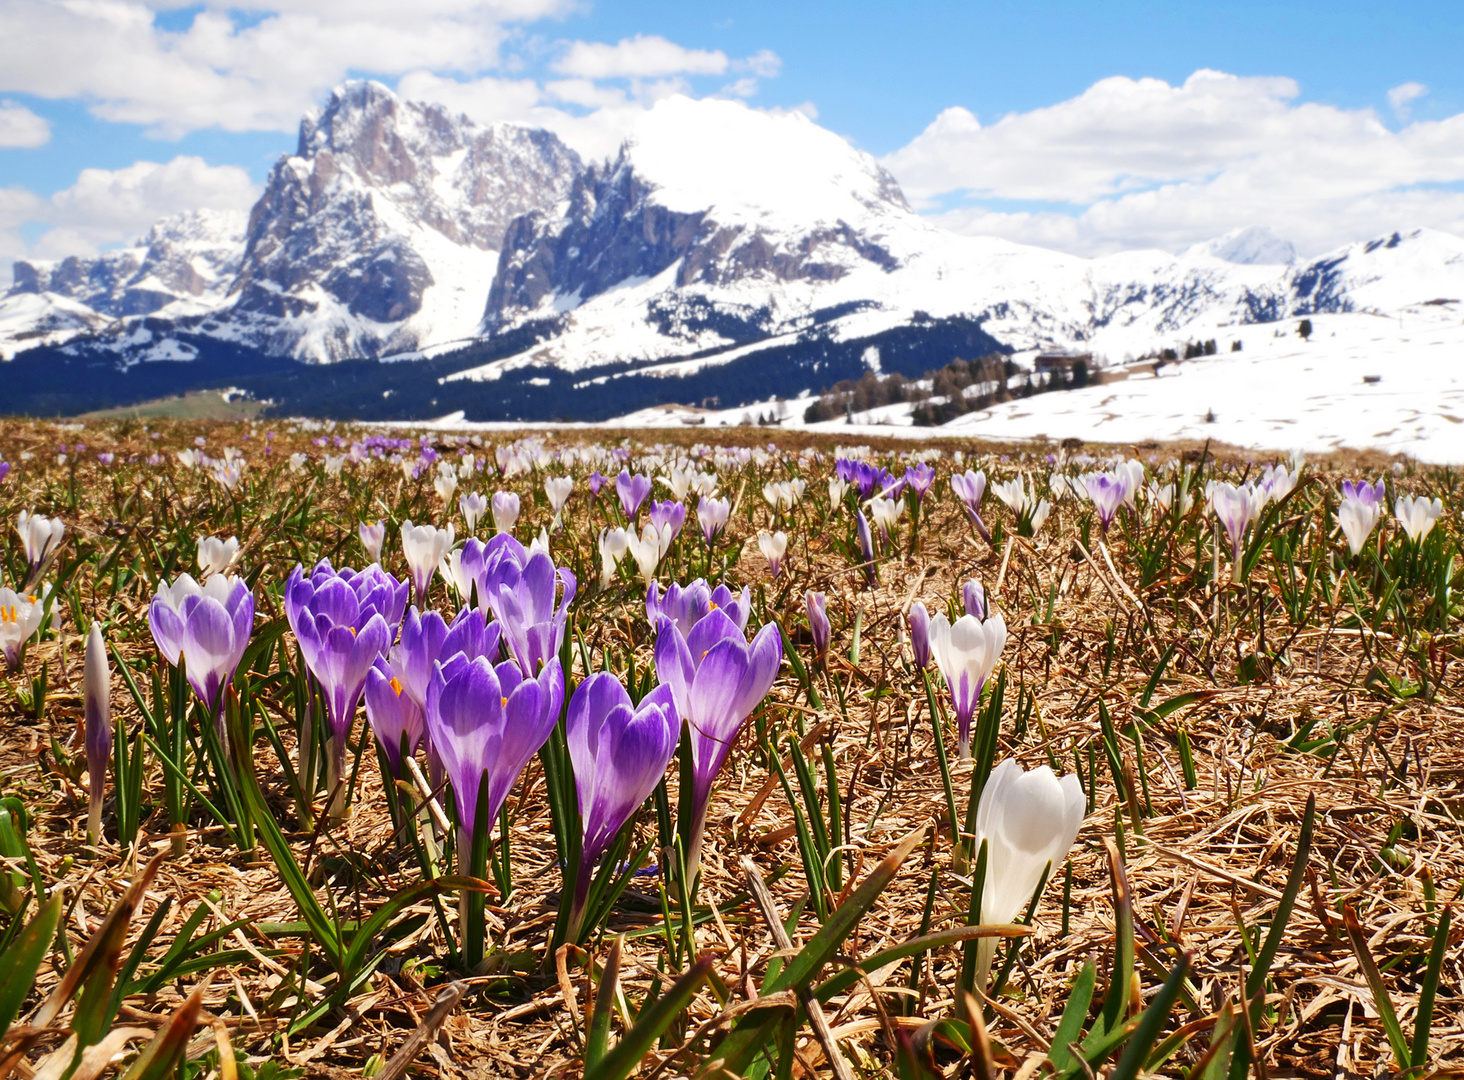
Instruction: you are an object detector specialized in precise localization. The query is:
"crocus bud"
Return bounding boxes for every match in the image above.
[84,623,111,844]
[971,760,1085,988]
[16,511,64,575]
[962,580,987,620]
[359,520,386,564]
[758,531,787,578]
[697,496,730,545]
[1395,494,1443,542]
[459,492,488,534]
[908,601,931,671]
[491,491,520,534]
[598,527,630,588]
[855,509,876,585]
[400,520,455,604]
[564,673,679,940]
[806,591,830,661]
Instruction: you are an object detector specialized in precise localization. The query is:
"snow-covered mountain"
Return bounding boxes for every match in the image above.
[4,84,1464,421]
[225,81,580,361]
[0,209,245,359]
[1,81,580,364]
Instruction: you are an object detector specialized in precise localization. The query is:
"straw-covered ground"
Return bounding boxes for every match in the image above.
[0,416,1458,1079]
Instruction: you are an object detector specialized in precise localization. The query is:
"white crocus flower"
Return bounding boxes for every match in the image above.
[491,491,521,534]
[1150,482,1194,517]
[288,452,308,473]
[1395,495,1443,542]
[210,458,244,491]
[598,527,630,588]
[16,511,65,571]
[626,523,672,586]
[459,492,488,534]
[434,470,458,504]
[545,477,574,529]
[828,477,849,510]
[757,530,788,578]
[868,495,903,540]
[690,471,718,498]
[400,520,455,604]
[1029,499,1052,535]
[970,760,1085,988]
[530,527,551,558]
[177,449,201,469]
[359,520,386,564]
[439,548,474,603]
[0,585,48,671]
[324,455,347,477]
[1337,498,1382,556]
[663,469,693,501]
[927,610,1007,759]
[196,535,239,578]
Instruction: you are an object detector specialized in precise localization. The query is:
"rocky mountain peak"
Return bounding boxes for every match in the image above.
[228,79,582,360]
[484,95,911,330]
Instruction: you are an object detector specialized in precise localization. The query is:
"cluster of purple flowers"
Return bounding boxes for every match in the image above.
[143,519,783,925]
[836,458,904,500]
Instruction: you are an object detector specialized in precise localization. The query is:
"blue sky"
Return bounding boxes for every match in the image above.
[2,0,1463,268]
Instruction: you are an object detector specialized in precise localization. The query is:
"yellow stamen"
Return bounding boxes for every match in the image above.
[390,676,404,696]
[501,696,508,707]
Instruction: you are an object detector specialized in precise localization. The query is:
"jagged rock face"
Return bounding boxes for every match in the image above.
[485,150,904,329]
[9,210,245,319]
[229,80,581,356]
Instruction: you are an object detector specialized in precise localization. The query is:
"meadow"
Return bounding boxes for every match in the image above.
[0,417,1457,1079]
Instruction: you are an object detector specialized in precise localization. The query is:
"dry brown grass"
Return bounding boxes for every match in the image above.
[0,416,1458,1078]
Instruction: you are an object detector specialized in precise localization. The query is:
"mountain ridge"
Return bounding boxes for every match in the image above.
[3,82,1463,419]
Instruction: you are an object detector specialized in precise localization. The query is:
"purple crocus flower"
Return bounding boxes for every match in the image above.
[905,463,936,500]
[564,673,679,939]
[588,471,606,499]
[459,533,528,614]
[654,610,782,885]
[855,509,877,586]
[951,470,991,543]
[286,561,407,811]
[425,653,563,849]
[963,580,987,620]
[1341,478,1387,508]
[0,461,9,484]
[363,660,424,779]
[697,496,730,545]
[617,471,652,518]
[485,549,577,676]
[646,579,750,639]
[1084,473,1127,532]
[148,574,255,713]
[648,499,686,542]
[806,591,830,662]
[908,601,932,670]
[1211,481,1264,566]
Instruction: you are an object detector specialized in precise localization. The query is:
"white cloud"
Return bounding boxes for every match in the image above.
[552,34,728,79]
[885,69,1464,256]
[1388,81,1427,119]
[0,0,572,136]
[401,70,692,161]
[29,157,260,257]
[0,101,50,148]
